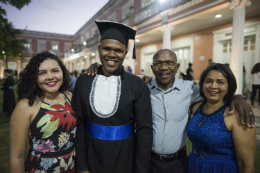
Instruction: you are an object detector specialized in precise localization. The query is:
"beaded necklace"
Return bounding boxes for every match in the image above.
[202,102,226,117]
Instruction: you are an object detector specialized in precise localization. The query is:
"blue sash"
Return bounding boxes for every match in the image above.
[9,86,13,89]
[85,120,134,141]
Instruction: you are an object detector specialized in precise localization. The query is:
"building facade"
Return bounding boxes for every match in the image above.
[1,0,260,92]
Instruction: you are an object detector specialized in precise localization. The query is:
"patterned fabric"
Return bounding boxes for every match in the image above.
[25,94,77,173]
[187,104,239,173]
[89,74,121,118]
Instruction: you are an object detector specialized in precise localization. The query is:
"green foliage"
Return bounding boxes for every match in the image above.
[0,0,31,10]
[0,0,31,61]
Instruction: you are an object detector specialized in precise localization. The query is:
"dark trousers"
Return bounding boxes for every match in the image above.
[148,150,189,173]
[251,84,260,105]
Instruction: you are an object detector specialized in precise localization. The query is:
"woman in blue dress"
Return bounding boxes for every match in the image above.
[187,63,256,173]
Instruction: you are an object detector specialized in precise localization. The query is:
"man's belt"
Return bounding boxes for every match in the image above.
[151,145,187,162]
[85,120,134,141]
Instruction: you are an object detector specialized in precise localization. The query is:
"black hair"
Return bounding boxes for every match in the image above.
[18,50,71,106]
[188,63,192,67]
[4,69,12,74]
[199,63,237,104]
[251,63,260,74]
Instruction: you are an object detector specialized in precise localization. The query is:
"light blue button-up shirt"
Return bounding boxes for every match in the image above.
[147,77,202,154]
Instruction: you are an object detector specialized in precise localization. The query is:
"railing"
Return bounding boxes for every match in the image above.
[65,51,74,58]
[134,0,191,24]
[22,30,73,39]
[87,35,100,47]
[120,16,130,26]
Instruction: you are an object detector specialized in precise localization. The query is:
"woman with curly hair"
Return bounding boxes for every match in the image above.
[9,50,77,173]
[251,62,260,108]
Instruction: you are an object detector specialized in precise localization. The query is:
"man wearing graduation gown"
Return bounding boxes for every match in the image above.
[72,20,153,173]
[1,69,15,117]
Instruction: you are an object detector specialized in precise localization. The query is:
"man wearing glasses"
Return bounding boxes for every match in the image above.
[147,49,198,173]
[85,48,254,173]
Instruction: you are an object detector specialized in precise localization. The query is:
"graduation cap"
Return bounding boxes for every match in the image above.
[95,20,137,59]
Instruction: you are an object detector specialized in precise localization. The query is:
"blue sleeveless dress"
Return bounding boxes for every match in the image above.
[187,103,239,173]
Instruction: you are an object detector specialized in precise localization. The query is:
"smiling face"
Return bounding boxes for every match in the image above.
[98,39,128,76]
[151,49,179,91]
[203,70,228,103]
[37,59,63,94]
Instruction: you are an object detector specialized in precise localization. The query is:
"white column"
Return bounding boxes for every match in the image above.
[86,56,90,69]
[74,60,77,72]
[17,60,21,75]
[229,0,251,94]
[128,40,135,74]
[69,61,72,72]
[160,24,173,49]
[79,57,82,73]
[256,24,260,63]
[95,50,100,64]
[0,61,3,79]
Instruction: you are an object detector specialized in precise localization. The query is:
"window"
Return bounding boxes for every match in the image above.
[24,42,31,56]
[244,37,256,51]
[38,41,46,53]
[141,0,154,8]
[170,0,182,6]
[52,44,59,55]
[222,42,231,54]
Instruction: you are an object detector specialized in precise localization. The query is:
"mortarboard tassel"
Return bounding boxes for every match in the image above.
[132,44,136,59]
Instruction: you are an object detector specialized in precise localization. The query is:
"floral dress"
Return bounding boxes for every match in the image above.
[25,94,77,173]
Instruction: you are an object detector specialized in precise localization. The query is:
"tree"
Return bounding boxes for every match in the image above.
[0,0,31,66]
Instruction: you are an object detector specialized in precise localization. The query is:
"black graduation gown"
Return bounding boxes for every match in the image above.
[2,76,15,117]
[72,66,153,173]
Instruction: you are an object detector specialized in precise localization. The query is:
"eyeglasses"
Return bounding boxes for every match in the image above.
[153,61,177,68]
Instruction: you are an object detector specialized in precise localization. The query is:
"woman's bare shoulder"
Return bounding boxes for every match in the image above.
[191,102,203,114]
[64,91,72,101]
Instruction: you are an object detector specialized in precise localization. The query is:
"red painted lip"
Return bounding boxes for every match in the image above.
[46,81,57,86]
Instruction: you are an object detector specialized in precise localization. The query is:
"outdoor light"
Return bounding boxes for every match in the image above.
[83,41,87,45]
[2,51,5,54]
[85,55,87,58]
[215,14,222,18]
[92,53,95,56]
[71,49,74,52]
[135,39,140,42]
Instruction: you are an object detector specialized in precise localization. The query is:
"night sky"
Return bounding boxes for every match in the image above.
[1,0,109,35]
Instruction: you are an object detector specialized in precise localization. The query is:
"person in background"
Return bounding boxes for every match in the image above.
[186,62,194,81]
[208,59,213,66]
[127,66,133,73]
[179,72,188,80]
[141,69,145,75]
[225,63,230,67]
[251,62,260,108]
[70,72,77,93]
[187,63,256,173]
[9,50,76,173]
[1,69,15,118]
